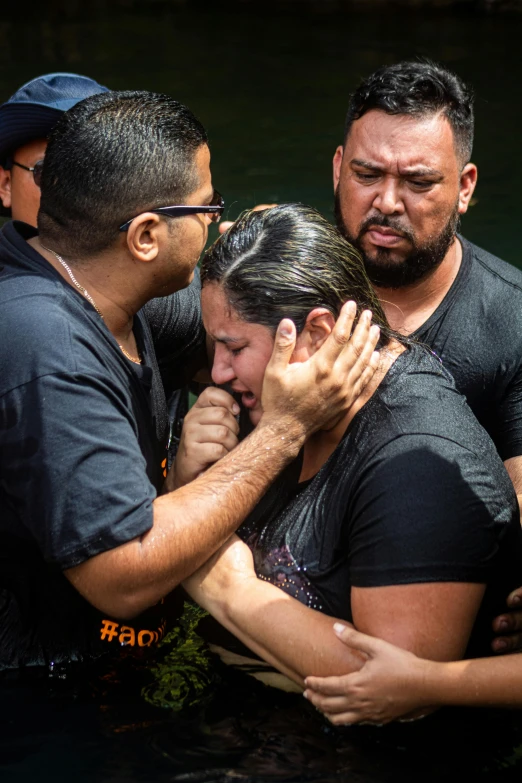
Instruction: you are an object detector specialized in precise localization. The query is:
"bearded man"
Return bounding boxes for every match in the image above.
[332,61,522,511]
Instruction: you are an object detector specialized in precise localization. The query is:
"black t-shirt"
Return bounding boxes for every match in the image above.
[415,237,522,461]
[238,345,522,657]
[143,268,206,462]
[143,269,205,401]
[0,221,204,670]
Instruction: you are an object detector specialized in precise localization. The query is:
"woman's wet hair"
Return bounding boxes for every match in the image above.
[200,203,402,347]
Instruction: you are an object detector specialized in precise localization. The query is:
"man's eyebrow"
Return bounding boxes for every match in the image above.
[399,165,444,178]
[350,158,383,170]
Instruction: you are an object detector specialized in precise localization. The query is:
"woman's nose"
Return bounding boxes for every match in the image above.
[211,346,235,386]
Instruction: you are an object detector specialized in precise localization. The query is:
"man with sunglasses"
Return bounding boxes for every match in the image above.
[0,89,378,671]
[0,72,109,226]
[0,72,214,502]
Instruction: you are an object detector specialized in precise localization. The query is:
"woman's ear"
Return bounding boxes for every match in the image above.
[292,308,336,360]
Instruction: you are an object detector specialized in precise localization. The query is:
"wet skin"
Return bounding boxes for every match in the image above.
[332,110,477,276]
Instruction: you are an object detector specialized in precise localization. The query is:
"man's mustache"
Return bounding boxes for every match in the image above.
[358,214,415,243]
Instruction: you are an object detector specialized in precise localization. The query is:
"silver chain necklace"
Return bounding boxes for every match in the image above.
[40,243,142,365]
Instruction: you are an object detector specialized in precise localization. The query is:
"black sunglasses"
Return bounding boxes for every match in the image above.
[11,159,44,187]
[118,190,225,232]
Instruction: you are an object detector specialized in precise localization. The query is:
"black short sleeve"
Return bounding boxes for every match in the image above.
[492,366,522,461]
[413,238,522,461]
[348,434,512,587]
[1,371,156,569]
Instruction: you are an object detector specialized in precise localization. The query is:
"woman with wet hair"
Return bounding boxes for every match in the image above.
[181,203,522,700]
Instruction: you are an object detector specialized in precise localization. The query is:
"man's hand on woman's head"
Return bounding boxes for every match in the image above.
[165,387,240,491]
[259,303,380,441]
[492,585,522,653]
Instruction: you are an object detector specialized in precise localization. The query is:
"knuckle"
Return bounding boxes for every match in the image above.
[331,378,343,393]
[215,424,227,440]
[332,329,348,347]
[200,387,216,404]
[316,365,329,382]
[211,443,227,460]
[214,406,228,422]
[351,342,364,359]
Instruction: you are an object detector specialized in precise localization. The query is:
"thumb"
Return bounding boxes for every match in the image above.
[333,622,381,658]
[267,318,297,373]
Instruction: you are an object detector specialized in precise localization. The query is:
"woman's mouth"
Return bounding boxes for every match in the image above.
[241,391,258,409]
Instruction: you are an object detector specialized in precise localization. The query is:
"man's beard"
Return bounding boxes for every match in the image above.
[334,189,460,289]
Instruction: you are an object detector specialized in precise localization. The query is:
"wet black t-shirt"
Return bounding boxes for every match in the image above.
[0,221,204,670]
[415,237,522,461]
[238,346,522,657]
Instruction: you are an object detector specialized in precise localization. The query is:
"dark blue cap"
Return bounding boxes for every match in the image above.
[0,72,109,164]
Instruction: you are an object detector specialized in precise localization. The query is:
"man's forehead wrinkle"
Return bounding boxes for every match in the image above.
[351,158,383,170]
[350,110,453,170]
[350,152,445,178]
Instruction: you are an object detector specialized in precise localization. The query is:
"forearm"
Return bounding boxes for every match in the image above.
[421,655,522,709]
[66,417,304,618]
[67,306,380,619]
[187,574,365,687]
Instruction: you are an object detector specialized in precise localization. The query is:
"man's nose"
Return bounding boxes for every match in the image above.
[211,346,235,386]
[372,178,404,215]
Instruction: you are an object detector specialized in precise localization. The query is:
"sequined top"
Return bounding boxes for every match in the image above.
[238,344,522,657]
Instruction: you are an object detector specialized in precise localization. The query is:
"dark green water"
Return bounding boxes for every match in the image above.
[1,2,522,262]
[2,603,522,783]
[2,3,522,781]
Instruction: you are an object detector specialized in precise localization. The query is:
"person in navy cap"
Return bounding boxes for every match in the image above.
[0,72,108,226]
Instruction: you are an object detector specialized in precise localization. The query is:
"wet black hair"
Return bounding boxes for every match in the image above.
[38,90,208,258]
[201,203,405,349]
[344,60,474,165]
